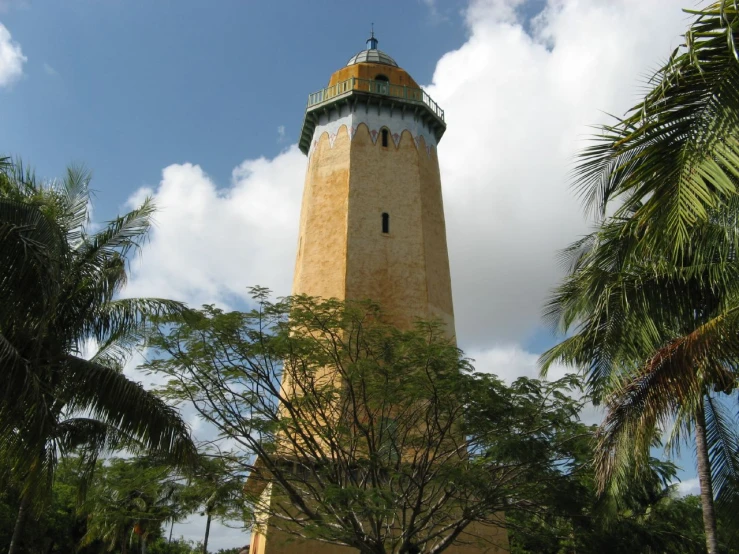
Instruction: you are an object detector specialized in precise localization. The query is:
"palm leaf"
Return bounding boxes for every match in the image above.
[703,394,739,508]
[574,1,739,253]
[62,355,195,464]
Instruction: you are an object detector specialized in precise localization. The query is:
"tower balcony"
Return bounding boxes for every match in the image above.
[299,77,446,155]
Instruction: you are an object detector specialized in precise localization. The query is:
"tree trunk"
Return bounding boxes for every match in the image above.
[8,492,31,554]
[695,395,720,554]
[202,511,213,554]
[169,519,175,542]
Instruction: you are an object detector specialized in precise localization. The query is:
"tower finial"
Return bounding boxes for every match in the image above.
[367,24,379,50]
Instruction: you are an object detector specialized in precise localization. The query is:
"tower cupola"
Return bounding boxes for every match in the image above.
[346,30,398,67]
[299,33,445,154]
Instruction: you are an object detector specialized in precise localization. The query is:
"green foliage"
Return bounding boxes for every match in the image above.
[0,158,195,552]
[573,1,739,253]
[0,456,103,553]
[143,291,590,554]
[507,433,739,554]
[179,454,248,523]
[150,538,213,554]
[148,538,204,554]
[81,457,185,553]
[544,3,739,551]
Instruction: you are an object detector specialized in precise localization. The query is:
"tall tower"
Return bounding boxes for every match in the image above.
[292,32,454,334]
[248,35,507,554]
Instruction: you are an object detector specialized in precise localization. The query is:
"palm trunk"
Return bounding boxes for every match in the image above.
[202,511,213,554]
[8,493,31,554]
[695,395,720,554]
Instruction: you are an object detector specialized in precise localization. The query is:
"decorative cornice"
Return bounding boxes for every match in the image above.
[299,81,446,155]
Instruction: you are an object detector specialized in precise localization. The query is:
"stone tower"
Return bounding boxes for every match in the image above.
[292,32,454,334]
[247,35,507,554]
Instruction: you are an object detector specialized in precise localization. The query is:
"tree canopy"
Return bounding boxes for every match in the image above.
[143,290,595,554]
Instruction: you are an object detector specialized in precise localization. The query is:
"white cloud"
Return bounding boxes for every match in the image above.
[677,477,701,497]
[124,0,688,389]
[124,148,305,308]
[0,22,25,87]
[277,125,286,143]
[427,0,686,346]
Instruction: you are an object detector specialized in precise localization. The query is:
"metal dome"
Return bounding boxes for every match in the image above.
[346,31,399,67]
[346,48,399,67]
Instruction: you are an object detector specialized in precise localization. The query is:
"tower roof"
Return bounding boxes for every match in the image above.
[298,29,446,155]
[346,30,398,67]
[346,49,398,67]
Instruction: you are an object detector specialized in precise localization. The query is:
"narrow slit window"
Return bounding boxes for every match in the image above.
[382,212,389,234]
[381,128,389,147]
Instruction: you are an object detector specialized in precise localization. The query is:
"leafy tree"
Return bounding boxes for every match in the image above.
[180,454,248,554]
[144,291,590,554]
[0,456,90,553]
[507,430,732,553]
[148,538,204,554]
[0,158,195,553]
[81,457,184,554]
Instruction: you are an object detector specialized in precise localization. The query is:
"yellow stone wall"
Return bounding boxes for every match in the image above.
[293,122,454,335]
[292,125,351,302]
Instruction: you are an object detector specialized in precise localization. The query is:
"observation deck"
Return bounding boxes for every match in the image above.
[298,76,446,155]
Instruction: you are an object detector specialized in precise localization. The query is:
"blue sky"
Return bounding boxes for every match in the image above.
[0,0,706,549]
[1,0,471,220]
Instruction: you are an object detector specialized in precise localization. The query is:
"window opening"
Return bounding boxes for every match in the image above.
[375,74,389,95]
[382,212,389,234]
[381,128,389,147]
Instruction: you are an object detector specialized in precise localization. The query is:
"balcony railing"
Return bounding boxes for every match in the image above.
[306,77,444,122]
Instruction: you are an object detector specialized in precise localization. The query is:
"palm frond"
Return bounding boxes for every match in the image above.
[86,298,188,359]
[59,164,92,247]
[62,355,195,465]
[75,196,155,270]
[703,394,739,507]
[594,301,739,494]
[573,1,739,253]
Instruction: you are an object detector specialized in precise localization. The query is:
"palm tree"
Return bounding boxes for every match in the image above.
[82,457,185,554]
[180,454,246,554]
[541,201,739,553]
[0,158,195,553]
[541,3,739,552]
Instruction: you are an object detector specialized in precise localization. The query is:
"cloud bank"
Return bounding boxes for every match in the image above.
[124,148,306,309]
[0,22,25,87]
[127,0,686,353]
